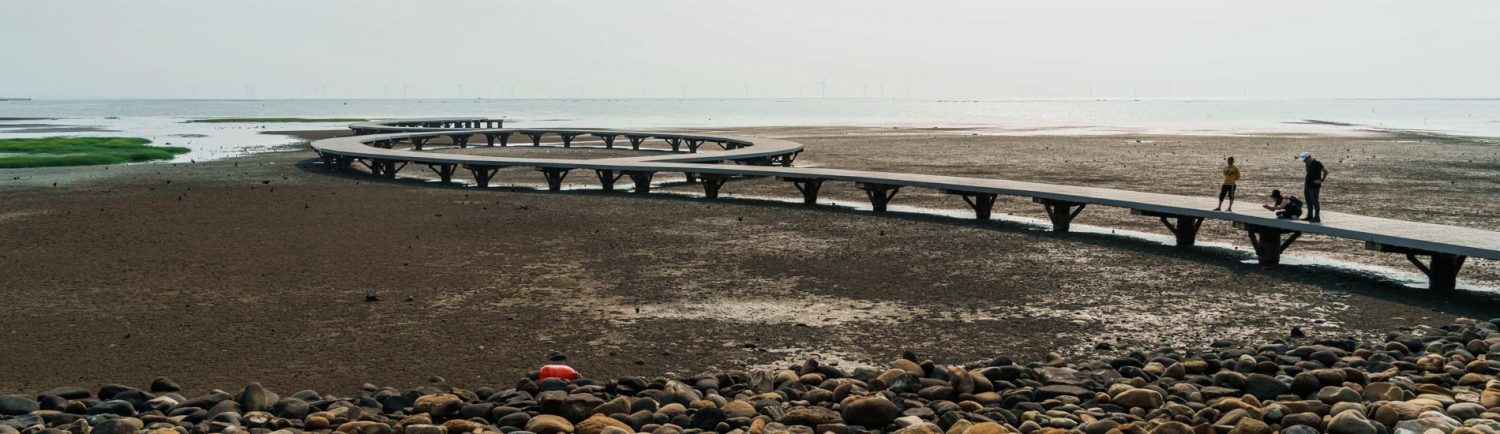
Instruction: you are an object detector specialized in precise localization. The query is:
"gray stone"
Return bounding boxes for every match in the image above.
[149,377,181,393]
[87,400,136,417]
[1282,425,1319,434]
[1448,402,1486,420]
[270,398,309,420]
[1035,384,1092,400]
[235,383,276,413]
[41,388,90,400]
[1316,386,1362,404]
[1244,374,1288,400]
[0,395,39,416]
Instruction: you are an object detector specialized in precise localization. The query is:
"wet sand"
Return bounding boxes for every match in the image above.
[0,126,1497,395]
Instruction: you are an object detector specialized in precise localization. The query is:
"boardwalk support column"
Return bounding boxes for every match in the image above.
[447,134,471,148]
[595,170,623,192]
[358,158,378,175]
[538,168,570,191]
[496,132,512,147]
[774,152,799,167]
[946,190,997,220]
[410,137,429,151]
[782,177,824,204]
[1366,242,1467,291]
[559,133,580,148]
[857,182,901,212]
[1132,209,1205,248]
[427,163,458,183]
[595,134,618,149]
[1235,222,1301,265]
[527,132,545,146]
[318,152,338,169]
[664,138,683,152]
[686,139,704,153]
[626,135,647,150]
[371,159,406,179]
[699,174,730,199]
[466,165,500,188]
[1034,198,1087,233]
[626,171,655,194]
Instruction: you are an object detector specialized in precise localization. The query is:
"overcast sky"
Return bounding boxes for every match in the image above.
[3,0,1497,99]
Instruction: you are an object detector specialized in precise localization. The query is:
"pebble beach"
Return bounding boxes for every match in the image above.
[5,319,1500,434]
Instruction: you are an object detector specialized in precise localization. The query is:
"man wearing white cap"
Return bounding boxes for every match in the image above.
[1297,151,1329,223]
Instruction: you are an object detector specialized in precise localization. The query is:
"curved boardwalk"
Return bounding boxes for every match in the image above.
[312,118,1500,291]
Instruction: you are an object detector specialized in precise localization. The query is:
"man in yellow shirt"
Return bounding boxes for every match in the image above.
[1214,156,1240,211]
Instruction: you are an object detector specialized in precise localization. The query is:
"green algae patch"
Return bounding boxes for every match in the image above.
[0,137,189,168]
[185,117,368,123]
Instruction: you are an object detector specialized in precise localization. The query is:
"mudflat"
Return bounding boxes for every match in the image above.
[1,126,1496,395]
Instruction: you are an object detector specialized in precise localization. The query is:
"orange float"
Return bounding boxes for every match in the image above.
[539,364,579,381]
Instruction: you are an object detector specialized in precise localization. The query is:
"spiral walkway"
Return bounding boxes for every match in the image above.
[310,118,1500,291]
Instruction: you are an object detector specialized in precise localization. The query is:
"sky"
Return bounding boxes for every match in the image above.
[2,0,1497,99]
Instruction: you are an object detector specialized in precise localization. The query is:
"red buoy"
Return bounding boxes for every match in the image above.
[539,364,579,381]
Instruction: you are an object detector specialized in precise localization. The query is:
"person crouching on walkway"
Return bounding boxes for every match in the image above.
[1214,156,1240,212]
[1263,189,1303,220]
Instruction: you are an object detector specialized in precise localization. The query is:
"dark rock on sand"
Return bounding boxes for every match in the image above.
[0,396,39,416]
[41,387,90,400]
[235,382,277,412]
[96,385,136,401]
[1034,385,1091,400]
[1243,373,1289,400]
[178,391,232,409]
[86,400,136,417]
[841,397,900,427]
[270,397,310,420]
[497,411,532,428]
[35,395,66,412]
[687,407,726,430]
[148,377,181,393]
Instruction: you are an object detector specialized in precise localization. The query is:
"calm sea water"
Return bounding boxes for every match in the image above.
[2,98,1498,162]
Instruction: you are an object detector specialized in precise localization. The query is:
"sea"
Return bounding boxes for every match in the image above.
[2,98,1498,162]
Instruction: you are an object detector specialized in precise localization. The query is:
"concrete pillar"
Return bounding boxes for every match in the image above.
[947,191,997,220]
[428,164,457,183]
[699,174,730,199]
[626,171,655,194]
[1035,198,1087,233]
[783,178,824,204]
[595,170,620,192]
[1239,222,1302,265]
[538,168,570,191]
[857,182,901,212]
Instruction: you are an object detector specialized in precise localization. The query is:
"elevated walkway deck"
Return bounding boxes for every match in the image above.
[312,119,1498,291]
